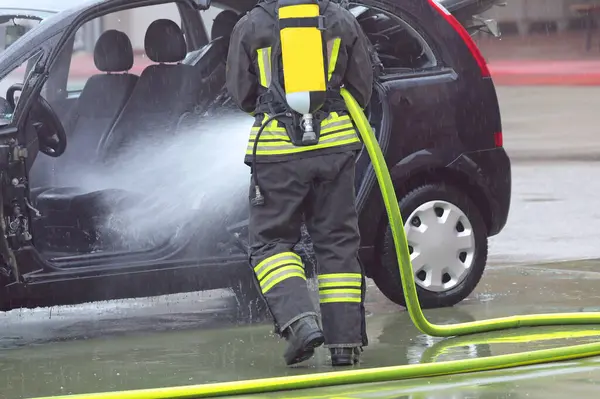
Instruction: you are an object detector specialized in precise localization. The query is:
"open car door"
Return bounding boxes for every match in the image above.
[0,50,48,285]
[437,0,505,37]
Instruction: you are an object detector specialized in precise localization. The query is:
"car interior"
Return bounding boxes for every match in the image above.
[350,5,435,70]
[28,7,243,259]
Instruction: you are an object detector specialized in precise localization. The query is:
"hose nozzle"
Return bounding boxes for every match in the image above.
[251,185,265,207]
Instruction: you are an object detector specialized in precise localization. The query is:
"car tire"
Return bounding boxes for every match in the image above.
[373,183,488,309]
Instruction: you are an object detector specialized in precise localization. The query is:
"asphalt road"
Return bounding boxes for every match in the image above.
[2,86,600,399]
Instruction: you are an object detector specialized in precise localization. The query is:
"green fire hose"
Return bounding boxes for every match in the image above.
[31,89,600,399]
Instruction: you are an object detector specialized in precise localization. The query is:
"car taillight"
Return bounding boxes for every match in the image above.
[494,132,503,147]
[427,0,491,78]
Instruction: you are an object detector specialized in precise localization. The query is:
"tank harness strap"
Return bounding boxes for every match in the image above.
[278,15,326,30]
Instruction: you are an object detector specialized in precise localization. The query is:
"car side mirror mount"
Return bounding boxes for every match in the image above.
[1,23,28,49]
[192,0,212,10]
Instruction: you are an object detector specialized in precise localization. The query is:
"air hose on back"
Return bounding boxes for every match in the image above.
[31,89,600,399]
[250,112,287,207]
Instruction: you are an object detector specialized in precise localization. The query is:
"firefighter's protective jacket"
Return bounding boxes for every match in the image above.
[226,0,374,163]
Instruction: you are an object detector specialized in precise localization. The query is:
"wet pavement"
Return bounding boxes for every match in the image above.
[4,261,600,398]
[3,86,600,398]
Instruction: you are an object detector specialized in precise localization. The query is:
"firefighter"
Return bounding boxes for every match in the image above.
[226,0,374,366]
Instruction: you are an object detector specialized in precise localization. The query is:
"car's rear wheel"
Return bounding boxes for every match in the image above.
[373,183,488,309]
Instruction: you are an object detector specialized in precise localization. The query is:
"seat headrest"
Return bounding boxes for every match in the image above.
[211,10,241,40]
[94,30,134,72]
[144,19,187,63]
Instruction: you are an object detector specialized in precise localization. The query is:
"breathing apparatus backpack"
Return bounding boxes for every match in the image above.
[255,0,329,146]
[250,0,333,206]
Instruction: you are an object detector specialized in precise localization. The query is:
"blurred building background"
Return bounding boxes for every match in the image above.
[88,0,600,62]
[5,1,600,60]
[4,0,600,88]
[477,0,600,61]
[484,0,585,35]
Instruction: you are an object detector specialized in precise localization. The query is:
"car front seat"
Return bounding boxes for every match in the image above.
[63,29,138,153]
[31,21,200,254]
[98,19,201,160]
[30,29,138,189]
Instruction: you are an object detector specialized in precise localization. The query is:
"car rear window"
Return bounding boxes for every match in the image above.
[350,4,437,72]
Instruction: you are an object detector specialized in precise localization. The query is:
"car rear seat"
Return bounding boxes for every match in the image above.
[98,19,204,160]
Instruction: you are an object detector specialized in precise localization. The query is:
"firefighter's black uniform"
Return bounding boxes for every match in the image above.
[226,0,374,366]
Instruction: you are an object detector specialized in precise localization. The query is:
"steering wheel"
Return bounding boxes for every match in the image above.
[6,83,67,157]
[30,95,67,157]
[6,83,22,110]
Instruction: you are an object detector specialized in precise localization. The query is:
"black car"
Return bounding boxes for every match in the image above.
[0,0,510,313]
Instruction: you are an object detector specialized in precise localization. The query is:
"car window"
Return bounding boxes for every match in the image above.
[0,51,42,126]
[66,3,183,93]
[350,4,437,72]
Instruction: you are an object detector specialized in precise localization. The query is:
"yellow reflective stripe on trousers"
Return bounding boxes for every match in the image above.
[254,252,301,276]
[319,288,362,303]
[326,37,341,81]
[318,273,362,303]
[318,278,362,288]
[261,265,306,294]
[253,252,305,294]
[256,47,272,88]
[318,273,362,284]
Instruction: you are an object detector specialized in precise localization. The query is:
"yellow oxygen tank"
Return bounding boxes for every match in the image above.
[276,0,327,145]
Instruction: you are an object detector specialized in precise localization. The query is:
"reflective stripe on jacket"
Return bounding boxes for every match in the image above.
[248,111,361,157]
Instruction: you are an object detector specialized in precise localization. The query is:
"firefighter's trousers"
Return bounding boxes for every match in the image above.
[248,151,367,348]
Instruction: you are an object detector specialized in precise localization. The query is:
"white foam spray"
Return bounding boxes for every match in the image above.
[52,112,254,252]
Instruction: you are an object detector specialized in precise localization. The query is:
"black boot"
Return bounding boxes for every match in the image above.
[330,347,361,366]
[283,316,325,366]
